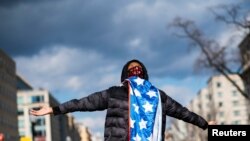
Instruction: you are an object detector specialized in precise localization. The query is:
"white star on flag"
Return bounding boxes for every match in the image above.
[128,76,162,141]
[134,78,144,85]
[134,89,141,97]
[147,90,157,98]
[143,101,153,112]
[133,104,139,114]
[130,117,135,128]
[139,119,147,129]
[133,133,141,141]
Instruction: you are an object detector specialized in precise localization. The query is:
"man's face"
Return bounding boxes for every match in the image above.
[127,62,144,78]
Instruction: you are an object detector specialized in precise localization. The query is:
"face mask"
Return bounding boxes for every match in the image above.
[128,66,144,78]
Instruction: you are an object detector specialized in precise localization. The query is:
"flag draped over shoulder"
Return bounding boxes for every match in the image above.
[126,76,162,141]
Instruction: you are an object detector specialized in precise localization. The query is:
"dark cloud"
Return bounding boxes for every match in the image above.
[0,0,130,57]
[0,0,244,80]
[0,0,50,7]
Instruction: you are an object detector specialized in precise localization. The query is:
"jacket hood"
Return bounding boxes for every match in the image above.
[120,59,149,82]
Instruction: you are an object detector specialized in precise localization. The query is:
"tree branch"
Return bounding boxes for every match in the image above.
[210,4,250,32]
[170,17,249,100]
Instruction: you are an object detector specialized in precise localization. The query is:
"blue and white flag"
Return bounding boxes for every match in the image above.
[126,76,162,141]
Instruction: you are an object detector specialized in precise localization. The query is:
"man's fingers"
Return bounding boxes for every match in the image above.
[29,109,40,116]
[29,110,37,115]
[208,121,217,125]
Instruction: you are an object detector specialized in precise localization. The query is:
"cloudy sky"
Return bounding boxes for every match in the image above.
[1,0,249,137]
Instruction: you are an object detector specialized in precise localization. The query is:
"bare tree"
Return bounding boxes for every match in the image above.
[210,4,250,33]
[169,4,250,100]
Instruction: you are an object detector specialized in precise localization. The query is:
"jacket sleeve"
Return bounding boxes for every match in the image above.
[162,91,208,130]
[52,89,109,115]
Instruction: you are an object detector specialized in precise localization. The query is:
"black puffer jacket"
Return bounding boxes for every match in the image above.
[53,60,208,141]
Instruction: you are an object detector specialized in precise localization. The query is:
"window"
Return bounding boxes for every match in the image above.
[19,131,25,136]
[218,92,223,97]
[219,111,224,117]
[234,110,240,116]
[232,100,239,106]
[31,95,44,103]
[207,114,211,121]
[18,120,24,128]
[232,120,240,125]
[218,102,223,107]
[18,109,24,116]
[232,90,237,96]
[35,130,46,136]
[207,94,212,100]
[17,96,24,104]
[217,82,221,88]
[198,104,201,109]
[36,118,45,126]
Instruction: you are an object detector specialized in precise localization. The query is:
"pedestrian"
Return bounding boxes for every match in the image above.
[30,59,216,141]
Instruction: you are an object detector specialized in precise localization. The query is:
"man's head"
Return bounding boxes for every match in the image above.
[121,59,149,82]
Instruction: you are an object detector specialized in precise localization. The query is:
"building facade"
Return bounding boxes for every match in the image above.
[66,115,82,141]
[17,89,61,141]
[17,75,82,141]
[59,114,82,141]
[77,123,91,141]
[168,74,250,141]
[0,49,19,140]
[165,118,189,141]
[186,95,205,141]
[207,75,249,124]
